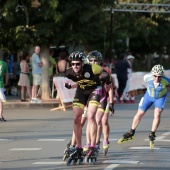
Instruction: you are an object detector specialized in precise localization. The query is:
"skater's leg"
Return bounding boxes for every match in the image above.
[95,110,104,145]
[131,109,146,130]
[151,108,162,132]
[102,112,110,142]
[87,104,98,147]
[73,107,83,147]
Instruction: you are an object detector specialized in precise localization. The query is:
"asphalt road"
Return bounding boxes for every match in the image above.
[1,93,170,170]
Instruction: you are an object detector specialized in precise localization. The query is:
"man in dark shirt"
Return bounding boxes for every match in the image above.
[115,52,130,103]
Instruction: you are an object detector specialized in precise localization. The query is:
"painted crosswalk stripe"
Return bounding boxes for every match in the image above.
[103,160,139,164]
[37,139,65,141]
[145,138,170,142]
[104,164,119,169]
[101,139,118,141]
[0,139,13,141]
[10,148,42,151]
[33,162,65,165]
[162,132,170,136]
[129,146,160,150]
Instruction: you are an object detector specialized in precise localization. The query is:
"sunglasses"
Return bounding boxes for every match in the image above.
[89,59,98,62]
[153,75,162,78]
[71,62,81,66]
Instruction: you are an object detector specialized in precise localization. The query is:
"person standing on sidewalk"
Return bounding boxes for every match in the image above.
[114,52,131,103]
[123,55,135,103]
[30,46,43,103]
[0,55,9,121]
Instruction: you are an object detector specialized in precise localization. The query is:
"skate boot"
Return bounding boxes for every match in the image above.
[67,147,84,166]
[103,140,109,156]
[149,132,156,148]
[85,147,97,164]
[63,145,75,161]
[96,141,100,154]
[118,129,135,144]
[83,143,90,156]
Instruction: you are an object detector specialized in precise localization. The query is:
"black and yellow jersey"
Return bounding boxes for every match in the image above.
[65,63,102,91]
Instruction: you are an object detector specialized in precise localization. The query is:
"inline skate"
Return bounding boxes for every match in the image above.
[63,144,75,161]
[96,141,100,154]
[66,147,84,166]
[103,140,109,156]
[85,147,97,164]
[149,132,156,148]
[118,129,135,144]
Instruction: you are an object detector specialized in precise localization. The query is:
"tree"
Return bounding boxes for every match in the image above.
[0,0,114,99]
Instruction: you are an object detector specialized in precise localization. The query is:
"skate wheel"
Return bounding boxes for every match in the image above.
[85,156,89,164]
[66,157,72,166]
[73,158,78,165]
[103,148,108,156]
[92,157,97,164]
[63,154,67,161]
[118,137,124,144]
[79,157,84,165]
[150,141,154,148]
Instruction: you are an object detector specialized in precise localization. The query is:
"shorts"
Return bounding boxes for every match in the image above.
[138,91,167,112]
[33,74,42,85]
[73,87,102,109]
[0,88,6,102]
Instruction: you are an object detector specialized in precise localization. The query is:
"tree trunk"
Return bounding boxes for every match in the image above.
[41,46,50,100]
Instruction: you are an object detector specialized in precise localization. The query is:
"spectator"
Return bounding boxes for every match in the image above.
[55,51,69,77]
[18,52,32,102]
[30,46,43,103]
[16,56,22,96]
[49,50,56,89]
[123,55,135,103]
[0,55,9,121]
[114,52,130,103]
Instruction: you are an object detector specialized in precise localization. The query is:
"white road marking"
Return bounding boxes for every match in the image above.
[145,139,170,142]
[10,148,42,151]
[103,160,139,164]
[129,146,160,150]
[103,164,119,169]
[37,139,65,141]
[0,139,13,141]
[33,162,65,165]
[161,132,170,136]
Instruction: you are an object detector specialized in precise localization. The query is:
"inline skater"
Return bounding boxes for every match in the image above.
[118,64,170,148]
[64,51,111,165]
[83,51,114,157]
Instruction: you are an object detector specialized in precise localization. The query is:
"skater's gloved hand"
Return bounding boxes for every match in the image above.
[109,103,114,115]
[65,82,71,89]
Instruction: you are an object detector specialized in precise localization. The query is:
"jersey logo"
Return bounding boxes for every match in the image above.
[84,72,90,78]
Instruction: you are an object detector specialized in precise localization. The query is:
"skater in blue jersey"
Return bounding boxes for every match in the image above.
[118,64,170,147]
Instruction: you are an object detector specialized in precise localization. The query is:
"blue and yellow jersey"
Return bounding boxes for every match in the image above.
[144,73,170,99]
[65,63,103,91]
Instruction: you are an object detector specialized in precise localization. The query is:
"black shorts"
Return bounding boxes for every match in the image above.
[73,87,102,109]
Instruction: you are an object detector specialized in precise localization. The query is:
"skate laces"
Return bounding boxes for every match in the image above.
[87,147,96,156]
[123,130,135,138]
[70,147,82,157]
[69,145,75,152]
[149,133,156,140]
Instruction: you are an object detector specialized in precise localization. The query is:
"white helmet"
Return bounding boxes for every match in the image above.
[151,64,164,76]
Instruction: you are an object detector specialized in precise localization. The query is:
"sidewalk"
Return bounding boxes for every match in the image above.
[4,90,170,109]
[4,95,60,109]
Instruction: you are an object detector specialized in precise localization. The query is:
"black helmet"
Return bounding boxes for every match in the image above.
[68,51,86,61]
